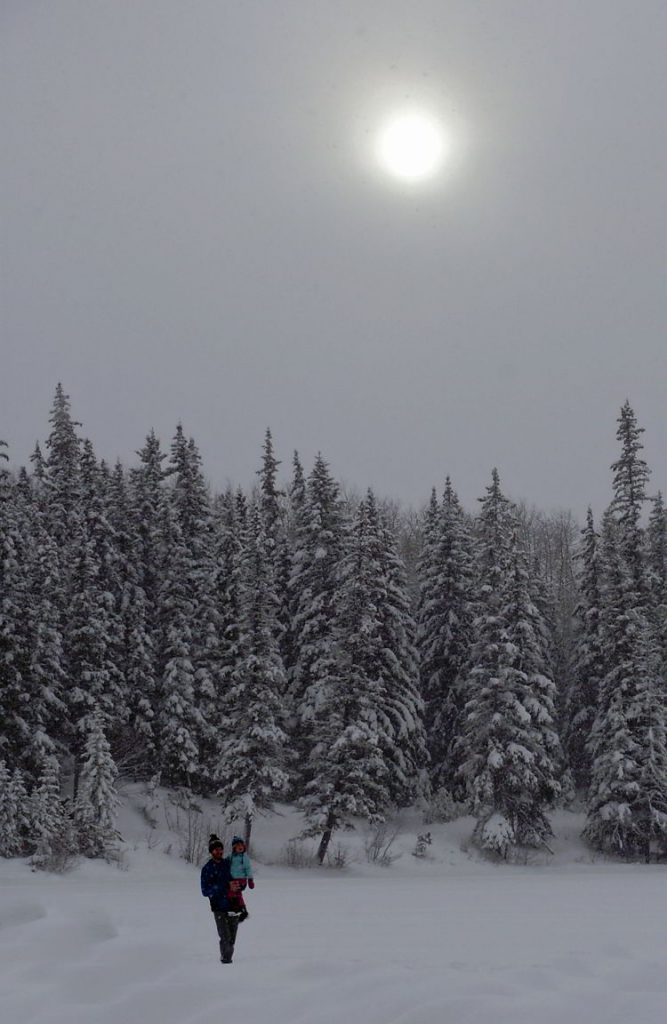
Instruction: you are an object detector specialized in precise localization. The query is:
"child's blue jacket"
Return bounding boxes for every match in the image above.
[229,851,253,880]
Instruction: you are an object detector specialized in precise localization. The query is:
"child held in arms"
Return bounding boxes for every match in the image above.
[230,836,254,888]
[226,835,254,920]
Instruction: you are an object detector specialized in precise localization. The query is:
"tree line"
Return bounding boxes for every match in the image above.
[1,388,665,865]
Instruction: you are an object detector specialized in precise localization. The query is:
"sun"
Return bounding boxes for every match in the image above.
[375,110,449,183]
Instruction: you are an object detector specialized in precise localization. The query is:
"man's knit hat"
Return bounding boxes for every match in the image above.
[208,834,224,853]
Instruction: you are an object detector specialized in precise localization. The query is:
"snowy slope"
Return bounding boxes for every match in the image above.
[1,794,666,1024]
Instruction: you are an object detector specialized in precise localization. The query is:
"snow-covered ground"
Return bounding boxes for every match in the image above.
[1,792,666,1024]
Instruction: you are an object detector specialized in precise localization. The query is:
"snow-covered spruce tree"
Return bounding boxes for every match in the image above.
[0,444,32,770]
[256,428,283,557]
[215,502,289,848]
[611,402,651,587]
[417,491,445,754]
[75,710,120,855]
[16,465,34,505]
[0,760,21,856]
[209,489,246,719]
[30,441,47,490]
[29,755,77,871]
[257,430,295,664]
[647,492,667,683]
[416,489,440,609]
[66,500,125,797]
[289,454,348,777]
[584,404,667,858]
[122,432,175,770]
[417,479,475,798]
[514,506,579,707]
[585,509,667,859]
[130,430,169,633]
[288,451,307,517]
[36,390,92,778]
[623,627,667,862]
[647,491,667,603]
[196,489,245,790]
[528,545,579,808]
[42,384,82,555]
[0,452,61,777]
[365,490,428,806]
[11,767,31,850]
[80,442,119,582]
[280,451,308,685]
[459,471,562,855]
[107,461,157,768]
[0,763,31,856]
[255,429,290,669]
[21,511,66,774]
[155,500,203,789]
[564,508,606,791]
[516,508,579,798]
[166,428,219,787]
[77,441,125,721]
[300,497,391,863]
[167,425,212,547]
[128,432,179,759]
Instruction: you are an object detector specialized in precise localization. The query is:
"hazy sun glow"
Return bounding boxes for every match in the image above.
[376,110,449,182]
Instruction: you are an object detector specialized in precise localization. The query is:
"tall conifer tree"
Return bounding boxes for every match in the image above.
[290,454,348,766]
[585,404,667,858]
[77,710,120,838]
[300,498,390,862]
[647,492,667,686]
[156,499,202,788]
[215,503,289,846]
[366,490,428,805]
[564,508,605,789]
[460,472,561,854]
[417,479,475,796]
[0,446,31,769]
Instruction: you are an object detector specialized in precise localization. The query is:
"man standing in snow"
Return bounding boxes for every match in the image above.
[200,834,246,964]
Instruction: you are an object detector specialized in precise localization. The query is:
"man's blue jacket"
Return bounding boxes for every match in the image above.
[200,856,233,912]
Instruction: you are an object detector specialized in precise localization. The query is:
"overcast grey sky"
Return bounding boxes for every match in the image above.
[3,0,666,516]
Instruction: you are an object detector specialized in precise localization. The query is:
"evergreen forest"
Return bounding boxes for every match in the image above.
[1,387,666,866]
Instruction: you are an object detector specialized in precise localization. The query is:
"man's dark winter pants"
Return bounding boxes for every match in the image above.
[214,912,240,963]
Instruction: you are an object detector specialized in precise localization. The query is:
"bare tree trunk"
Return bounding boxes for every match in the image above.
[244,812,252,852]
[317,810,336,864]
[72,758,80,801]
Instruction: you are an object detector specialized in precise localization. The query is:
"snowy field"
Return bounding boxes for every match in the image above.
[1,796,666,1024]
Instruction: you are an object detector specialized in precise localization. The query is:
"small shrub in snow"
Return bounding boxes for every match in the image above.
[144,831,161,851]
[72,800,122,862]
[105,845,129,870]
[163,790,223,864]
[326,842,350,869]
[364,823,402,866]
[412,832,432,858]
[31,833,79,874]
[508,846,552,867]
[280,838,315,869]
[138,774,162,830]
[474,813,515,860]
